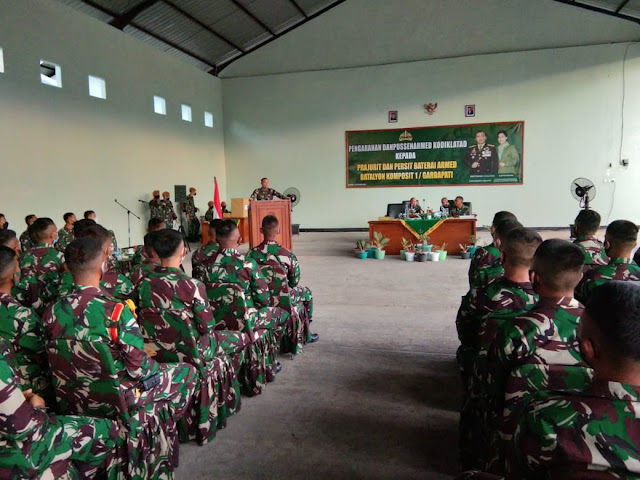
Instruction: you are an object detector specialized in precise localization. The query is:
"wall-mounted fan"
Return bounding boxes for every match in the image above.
[571,178,596,209]
[283,187,301,208]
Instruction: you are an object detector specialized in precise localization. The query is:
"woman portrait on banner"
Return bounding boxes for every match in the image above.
[496,130,520,179]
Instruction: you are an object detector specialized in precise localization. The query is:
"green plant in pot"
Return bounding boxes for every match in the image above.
[438,243,448,261]
[402,237,415,261]
[467,235,478,256]
[372,231,390,259]
[459,243,471,259]
[415,244,427,262]
[356,240,369,259]
[420,233,432,251]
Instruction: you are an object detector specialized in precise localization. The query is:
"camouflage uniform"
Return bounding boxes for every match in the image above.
[131,245,148,268]
[59,269,134,301]
[573,234,608,272]
[486,296,585,473]
[19,230,33,253]
[42,285,198,478]
[56,226,74,253]
[250,187,286,201]
[161,200,177,229]
[575,257,640,303]
[191,243,219,283]
[507,380,640,478]
[129,259,159,291]
[468,244,502,289]
[201,248,291,393]
[0,292,50,397]
[137,266,250,444]
[450,204,471,216]
[183,195,200,239]
[456,277,537,470]
[107,229,119,271]
[204,207,215,222]
[19,243,65,315]
[148,198,163,220]
[0,337,119,479]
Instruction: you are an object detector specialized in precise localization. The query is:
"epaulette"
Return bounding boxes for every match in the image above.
[124,299,137,319]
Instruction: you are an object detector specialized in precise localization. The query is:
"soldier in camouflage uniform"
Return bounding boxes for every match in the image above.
[204,201,216,222]
[130,233,161,293]
[450,196,471,217]
[457,228,541,470]
[488,240,586,473]
[131,217,165,268]
[18,214,37,253]
[192,219,222,282]
[56,212,76,253]
[0,246,51,400]
[0,229,20,256]
[250,177,287,201]
[576,219,640,303]
[247,214,318,346]
[468,212,517,287]
[183,187,200,240]
[572,209,607,272]
[161,191,177,229]
[138,229,250,444]
[507,281,640,478]
[83,211,119,270]
[19,218,65,315]
[149,190,163,220]
[43,236,198,476]
[0,336,119,478]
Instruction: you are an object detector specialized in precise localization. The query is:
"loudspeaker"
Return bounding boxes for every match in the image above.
[174,185,187,203]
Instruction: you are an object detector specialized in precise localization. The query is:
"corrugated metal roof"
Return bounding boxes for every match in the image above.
[555,0,640,22]
[51,0,348,74]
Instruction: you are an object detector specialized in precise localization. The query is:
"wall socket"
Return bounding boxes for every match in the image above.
[621,158,629,167]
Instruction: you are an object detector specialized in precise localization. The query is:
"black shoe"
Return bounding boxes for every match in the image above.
[308,333,319,344]
[275,362,282,374]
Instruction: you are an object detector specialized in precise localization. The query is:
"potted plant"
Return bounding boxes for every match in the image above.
[415,245,428,262]
[420,233,432,252]
[438,243,448,261]
[428,245,440,261]
[372,231,390,260]
[467,235,478,256]
[356,240,368,259]
[402,237,415,261]
[459,244,471,259]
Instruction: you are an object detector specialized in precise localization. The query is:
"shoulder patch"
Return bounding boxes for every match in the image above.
[111,303,124,322]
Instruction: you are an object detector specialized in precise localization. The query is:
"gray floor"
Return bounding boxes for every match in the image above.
[177,230,571,479]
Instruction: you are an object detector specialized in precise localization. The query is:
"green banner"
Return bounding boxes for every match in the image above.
[346,121,524,187]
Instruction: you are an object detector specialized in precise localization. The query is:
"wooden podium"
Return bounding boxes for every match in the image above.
[248,199,292,248]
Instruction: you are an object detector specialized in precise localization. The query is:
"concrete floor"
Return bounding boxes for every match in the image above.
[176,229,574,480]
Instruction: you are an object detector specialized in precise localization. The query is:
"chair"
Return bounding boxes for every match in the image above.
[385,203,405,218]
[47,337,179,478]
[260,262,309,355]
[137,306,241,445]
[206,282,277,396]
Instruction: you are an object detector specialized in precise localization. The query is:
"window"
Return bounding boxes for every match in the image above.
[40,60,61,88]
[88,75,106,99]
[0,48,4,73]
[181,104,192,122]
[204,111,214,128]
[153,95,166,115]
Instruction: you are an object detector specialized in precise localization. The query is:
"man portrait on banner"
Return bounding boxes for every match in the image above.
[463,130,499,176]
[496,130,521,180]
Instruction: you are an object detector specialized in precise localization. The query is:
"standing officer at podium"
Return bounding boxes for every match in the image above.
[250,178,286,201]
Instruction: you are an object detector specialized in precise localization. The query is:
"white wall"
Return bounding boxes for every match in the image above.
[0,0,226,246]
[222,43,640,228]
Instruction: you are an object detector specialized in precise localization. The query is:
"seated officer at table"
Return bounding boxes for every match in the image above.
[450,196,471,217]
[407,197,424,217]
[440,197,450,216]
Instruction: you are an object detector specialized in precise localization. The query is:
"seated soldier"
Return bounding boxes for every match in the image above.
[450,196,471,217]
[573,209,607,272]
[576,220,640,303]
[202,220,292,370]
[84,210,118,269]
[132,217,165,267]
[468,211,518,287]
[406,197,424,217]
[457,227,541,470]
[440,197,450,216]
[59,224,133,300]
[19,218,65,314]
[130,232,161,290]
[471,218,522,290]
[0,246,50,398]
[19,215,37,252]
[56,212,76,253]
[507,281,640,478]
[137,229,251,443]
[0,337,119,478]
[204,201,216,222]
[247,214,319,344]
[192,218,223,282]
[0,229,20,255]
[42,237,197,428]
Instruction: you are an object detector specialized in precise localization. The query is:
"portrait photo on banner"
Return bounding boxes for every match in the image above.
[345,121,524,188]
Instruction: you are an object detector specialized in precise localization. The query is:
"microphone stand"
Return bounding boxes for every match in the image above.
[114,199,141,248]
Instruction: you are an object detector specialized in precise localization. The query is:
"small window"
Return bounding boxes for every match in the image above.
[88,75,106,99]
[181,104,192,122]
[40,60,61,88]
[204,111,214,128]
[0,48,4,73]
[153,95,166,115]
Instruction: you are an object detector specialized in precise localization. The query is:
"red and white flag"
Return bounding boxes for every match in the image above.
[213,177,222,219]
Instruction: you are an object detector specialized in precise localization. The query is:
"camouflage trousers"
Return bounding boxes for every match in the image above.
[187,217,200,240]
[0,414,119,479]
[120,362,197,478]
[291,285,313,321]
